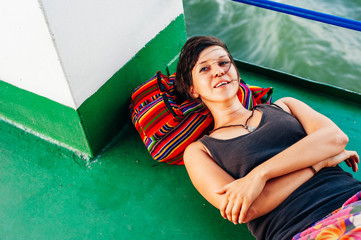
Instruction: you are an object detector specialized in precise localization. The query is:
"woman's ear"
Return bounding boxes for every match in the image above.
[189,86,200,99]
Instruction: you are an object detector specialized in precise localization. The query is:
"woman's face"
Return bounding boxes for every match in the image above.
[190,46,239,103]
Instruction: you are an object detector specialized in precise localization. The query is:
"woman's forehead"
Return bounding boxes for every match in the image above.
[197,46,228,64]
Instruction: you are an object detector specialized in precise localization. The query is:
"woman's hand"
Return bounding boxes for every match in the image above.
[344,151,359,172]
[215,172,266,225]
[313,150,359,172]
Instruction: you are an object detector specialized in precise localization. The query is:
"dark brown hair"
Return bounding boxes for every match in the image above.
[174,36,238,101]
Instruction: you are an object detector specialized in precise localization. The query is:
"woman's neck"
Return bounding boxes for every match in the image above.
[204,97,250,129]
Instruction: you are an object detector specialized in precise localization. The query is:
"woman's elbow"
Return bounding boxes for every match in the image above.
[334,129,349,149]
[318,126,348,156]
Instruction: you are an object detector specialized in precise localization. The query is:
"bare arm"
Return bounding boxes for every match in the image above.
[253,97,349,180]
[184,142,309,224]
[185,141,359,225]
[217,97,350,223]
[183,142,235,210]
[244,149,359,222]
[243,167,315,223]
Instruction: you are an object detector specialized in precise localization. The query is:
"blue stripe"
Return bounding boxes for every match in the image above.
[232,0,361,32]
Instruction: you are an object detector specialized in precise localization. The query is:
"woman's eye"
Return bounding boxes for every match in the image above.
[219,61,230,66]
[200,66,209,72]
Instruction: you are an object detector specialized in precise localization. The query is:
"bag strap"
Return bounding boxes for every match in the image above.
[157,72,178,117]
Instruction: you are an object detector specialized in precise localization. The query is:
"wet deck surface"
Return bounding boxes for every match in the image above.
[1,67,360,239]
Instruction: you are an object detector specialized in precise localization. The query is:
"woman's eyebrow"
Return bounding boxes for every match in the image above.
[196,55,228,66]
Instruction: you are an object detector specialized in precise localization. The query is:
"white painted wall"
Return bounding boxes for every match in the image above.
[0,0,183,109]
[0,0,76,108]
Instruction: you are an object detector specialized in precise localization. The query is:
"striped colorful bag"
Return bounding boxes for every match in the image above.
[130,71,273,165]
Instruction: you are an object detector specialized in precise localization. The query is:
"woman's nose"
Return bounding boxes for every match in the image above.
[213,65,225,77]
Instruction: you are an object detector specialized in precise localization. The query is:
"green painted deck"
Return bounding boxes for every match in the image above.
[1,63,360,239]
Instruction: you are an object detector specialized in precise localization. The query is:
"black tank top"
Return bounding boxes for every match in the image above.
[199,104,361,240]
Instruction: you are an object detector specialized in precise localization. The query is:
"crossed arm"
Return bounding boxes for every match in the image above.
[183,97,359,225]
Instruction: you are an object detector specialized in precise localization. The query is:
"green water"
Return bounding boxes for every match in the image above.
[183,0,361,93]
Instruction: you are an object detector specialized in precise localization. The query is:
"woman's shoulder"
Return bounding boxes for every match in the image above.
[255,101,290,114]
[185,140,203,152]
[184,140,210,163]
[268,97,293,114]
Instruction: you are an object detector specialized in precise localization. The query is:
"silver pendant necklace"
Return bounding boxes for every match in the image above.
[209,107,257,134]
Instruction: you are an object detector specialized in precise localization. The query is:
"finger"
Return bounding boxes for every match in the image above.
[347,155,357,171]
[231,198,242,224]
[219,198,228,219]
[225,201,234,222]
[354,152,360,163]
[349,151,359,162]
[351,159,356,172]
[243,210,252,223]
[351,157,358,172]
[215,184,229,194]
[345,159,352,167]
[239,201,251,224]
